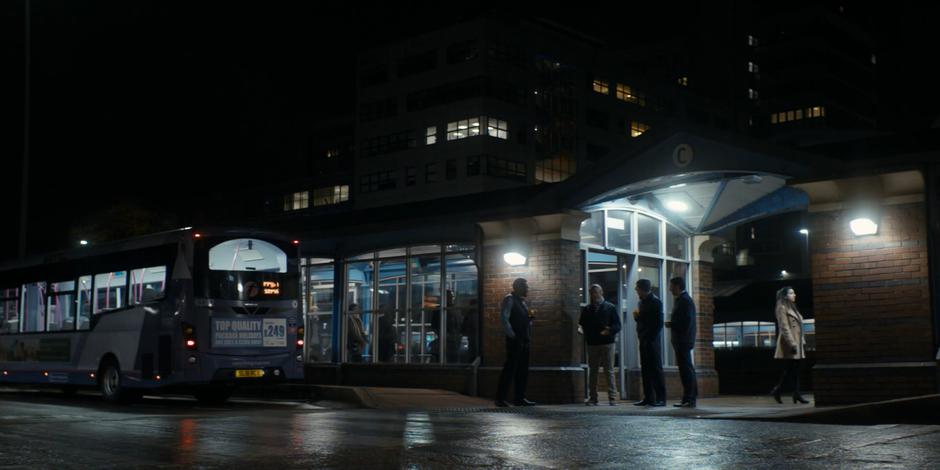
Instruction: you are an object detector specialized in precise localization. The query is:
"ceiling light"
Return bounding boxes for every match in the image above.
[669,183,687,189]
[665,200,689,212]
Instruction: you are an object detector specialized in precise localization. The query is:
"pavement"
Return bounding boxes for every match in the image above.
[2,389,939,468]
[240,384,940,425]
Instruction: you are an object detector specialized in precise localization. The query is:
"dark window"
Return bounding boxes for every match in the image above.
[447,40,478,64]
[406,166,417,186]
[486,156,527,182]
[446,159,457,180]
[359,64,388,87]
[406,76,525,112]
[586,143,609,162]
[487,42,524,67]
[361,130,416,157]
[586,108,609,129]
[426,163,439,183]
[397,50,437,77]
[467,156,481,176]
[360,171,398,193]
[359,98,398,122]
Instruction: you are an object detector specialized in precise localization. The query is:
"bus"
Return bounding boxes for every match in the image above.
[0,227,304,403]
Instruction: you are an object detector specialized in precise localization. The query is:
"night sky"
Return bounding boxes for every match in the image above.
[2,1,938,262]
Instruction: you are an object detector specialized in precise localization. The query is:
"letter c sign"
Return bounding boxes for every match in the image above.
[672,144,694,168]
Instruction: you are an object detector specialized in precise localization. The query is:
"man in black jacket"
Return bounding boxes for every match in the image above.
[632,279,666,406]
[495,278,536,407]
[667,276,698,407]
[579,284,622,406]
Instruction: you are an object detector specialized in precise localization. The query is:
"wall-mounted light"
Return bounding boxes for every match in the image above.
[799,229,809,235]
[503,252,527,266]
[79,240,88,246]
[781,269,789,277]
[850,218,878,236]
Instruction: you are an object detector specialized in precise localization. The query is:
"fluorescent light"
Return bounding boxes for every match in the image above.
[850,218,878,236]
[503,252,527,266]
[607,217,625,230]
[665,200,689,212]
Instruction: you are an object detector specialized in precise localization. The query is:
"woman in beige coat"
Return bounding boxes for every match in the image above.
[771,286,809,404]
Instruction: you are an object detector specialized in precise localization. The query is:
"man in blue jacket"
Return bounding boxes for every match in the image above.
[579,284,622,405]
[632,279,666,406]
[667,276,698,407]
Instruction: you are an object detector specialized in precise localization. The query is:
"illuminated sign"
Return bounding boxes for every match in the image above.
[262,281,280,295]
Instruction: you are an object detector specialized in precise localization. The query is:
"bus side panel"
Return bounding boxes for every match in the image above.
[77,308,148,386]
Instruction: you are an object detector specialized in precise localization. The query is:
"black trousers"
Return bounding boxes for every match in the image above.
[673,342,697,401]
[775,359,802,395]
[496,337,530,402]
[639,339,666,402]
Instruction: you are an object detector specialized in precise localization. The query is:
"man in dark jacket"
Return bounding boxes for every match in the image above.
[632,279,666,406]
[495,278,536,407]
[668,276,698,407]
[579,284,622,405]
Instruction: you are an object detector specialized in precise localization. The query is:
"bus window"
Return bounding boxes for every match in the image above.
[209,239,287,273]
[77,276,92,329]
[21,282,46,332]
[0,288,18,334]
[129,266,167,305]
[47,280,76,332]
[205,238,295,301]
[93,271,127,314]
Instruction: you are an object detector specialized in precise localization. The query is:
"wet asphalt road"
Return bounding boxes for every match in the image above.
[1,390,939,469]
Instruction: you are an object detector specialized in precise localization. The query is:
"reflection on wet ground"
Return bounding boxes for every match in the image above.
[1,389,939,469]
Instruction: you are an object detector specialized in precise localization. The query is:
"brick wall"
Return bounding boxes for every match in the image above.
[810,202,937,404]
[691,260,719,397]
[480,238,585,403]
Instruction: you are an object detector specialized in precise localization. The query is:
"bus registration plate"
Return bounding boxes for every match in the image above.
[235,369,265,378]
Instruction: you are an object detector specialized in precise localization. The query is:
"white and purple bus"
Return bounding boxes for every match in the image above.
[0,228,304,403]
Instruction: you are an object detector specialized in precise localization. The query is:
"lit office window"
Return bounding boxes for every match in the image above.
[795,109,803,120]
[326,148,340,159]
[592,79,609,95]
[677,76,688,86]
[770,113,778,124]
[535,155,576,184]
[312,185,349,207]
[446,117,481,141]
[426,126,437,145]
[447,117,506,141]
[747,34,759,47]
[630,121,649,138]
[486,118,508,140]
[748,88,759,100]
[284,191,309,211]
[747,61,759,73]
[616,83,636,103]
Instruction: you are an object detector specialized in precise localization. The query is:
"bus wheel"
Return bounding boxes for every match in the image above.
[99,360,136,403]
[194,385,232,404]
